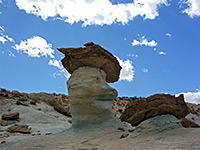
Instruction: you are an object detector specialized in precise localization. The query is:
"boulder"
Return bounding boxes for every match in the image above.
[57,42,121,83]
[7,124,31,134]
[180,118,200,128]
[2,112,19,120]
[120,94,189,126]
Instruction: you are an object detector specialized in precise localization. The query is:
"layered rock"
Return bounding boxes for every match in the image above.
[67,67,117,100]
[120,94,189,126]
[68,67,119,128]
[57,42,121,83]
[58,42,122,129]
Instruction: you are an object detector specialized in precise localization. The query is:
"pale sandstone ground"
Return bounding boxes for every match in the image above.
[1,102,199,150]
[1,117,200,150]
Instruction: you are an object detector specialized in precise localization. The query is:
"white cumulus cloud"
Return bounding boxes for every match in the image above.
[48,59,63,69]
[11,35,71,79]
[159,51,166,55]
[15,0,168,26]
[132,36,157,47]
[180,0,200,18]
[115,56,134,82]
[53,69,71,79]
[13,36,55,58]
[0,26,14,44]
[142,68,148,73]
[176,89,200,104]
[0,36,7,44]
[0,26,4,31]
[165,33,172,37]
[8,50,15,57]
[127,54,139,59]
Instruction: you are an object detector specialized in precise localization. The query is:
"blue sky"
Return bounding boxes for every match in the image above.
[0,0,200,103]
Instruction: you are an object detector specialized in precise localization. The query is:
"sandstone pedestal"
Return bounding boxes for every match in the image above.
[67,67,121,129]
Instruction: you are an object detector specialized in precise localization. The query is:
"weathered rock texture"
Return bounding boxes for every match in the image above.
[67,67,117,100]
[57,42,121,83]
[120,94,190,126]
[29,92,71,117]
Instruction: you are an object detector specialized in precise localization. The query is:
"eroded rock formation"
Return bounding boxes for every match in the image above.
[58,42,122,129]
[120,94,190,126]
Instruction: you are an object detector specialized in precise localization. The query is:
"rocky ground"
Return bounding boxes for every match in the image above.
[0,88,200,150]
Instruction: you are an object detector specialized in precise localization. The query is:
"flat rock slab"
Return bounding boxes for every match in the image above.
[7,124,31,134]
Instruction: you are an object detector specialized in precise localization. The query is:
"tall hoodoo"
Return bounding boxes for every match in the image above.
[57,42,122,129]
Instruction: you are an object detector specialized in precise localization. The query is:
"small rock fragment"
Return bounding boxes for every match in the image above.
[30,101,36,105]
[117,127,125,132]
[2,112,19,120]
[128,129,135,133]
[16,100,29,107]
[180,118,200,128]
[120,133,129,139]
[7,124,31,134]
[0,120,8,126]
[68,119,72,124]
[84,42,94,47]
[1,140,6,144]
[18,98,28,101]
